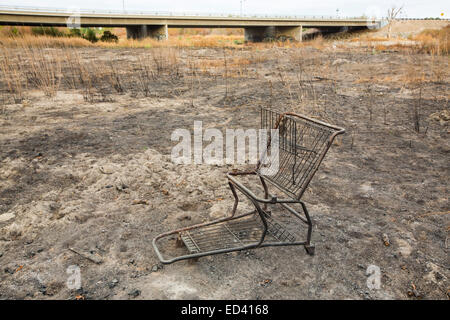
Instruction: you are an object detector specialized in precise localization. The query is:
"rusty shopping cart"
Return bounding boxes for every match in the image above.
[152,107,345,264]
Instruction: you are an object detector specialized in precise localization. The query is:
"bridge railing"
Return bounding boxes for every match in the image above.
[0,4,379,20]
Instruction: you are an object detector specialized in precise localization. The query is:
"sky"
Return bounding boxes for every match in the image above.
[1,1,448,18]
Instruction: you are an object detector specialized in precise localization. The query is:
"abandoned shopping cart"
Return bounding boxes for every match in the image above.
[152,107,345,264]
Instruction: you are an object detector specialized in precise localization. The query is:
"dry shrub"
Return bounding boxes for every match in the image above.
[412,25,449,55]
[0,45,63,99]
[197,54,253,77]
[0,48,25,103]
[135,54,155,97]
[0,41,188,103]
[197,58,225,75]
[345,25,449,56]
[226,57,252,77]
[401,66,426,84]
[151,48,181,77]
[25,47,63,96]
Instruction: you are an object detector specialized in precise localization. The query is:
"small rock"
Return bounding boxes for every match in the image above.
[382,233,390,246]
[151,265,159,272]
[429,110,450,126]
[407,289,420,298]
[4,267,14,274]
[407,283,421,298]
[49,203,59,212]
[38,285,47,294]
[0,252,3,258]
[109,279,119,289]
[76,288,87,295]
[396,238,413,257]
[208,202,228,220]
[116,183,129,192]
[128,289,141,298]
[25,251,36,258]
[98,165,115,174]
[0,211,15,223]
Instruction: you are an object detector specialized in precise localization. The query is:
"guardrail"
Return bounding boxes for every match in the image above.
[0,4,378,20]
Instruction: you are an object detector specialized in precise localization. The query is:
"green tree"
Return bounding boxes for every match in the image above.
[68,28,82,38]
[83,28,98,43]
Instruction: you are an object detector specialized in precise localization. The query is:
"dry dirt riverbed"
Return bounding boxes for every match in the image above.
[0,45,448,299]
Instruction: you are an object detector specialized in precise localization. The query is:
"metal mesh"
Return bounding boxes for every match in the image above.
[180,215,296,254]
[258,107,343,199]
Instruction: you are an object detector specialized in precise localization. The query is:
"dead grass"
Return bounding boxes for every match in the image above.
[0,33,245,49]
[0,40,266,105]
[0,34,94,48]
[0,49,25,103]
[374,44,388,51]
[0,32,330,50]
[411,25,450,55]
[1,24,447,109]
[99,35,245,48]
[345,24,449,56]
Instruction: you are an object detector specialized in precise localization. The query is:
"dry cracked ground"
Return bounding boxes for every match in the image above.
[0,45,448,300]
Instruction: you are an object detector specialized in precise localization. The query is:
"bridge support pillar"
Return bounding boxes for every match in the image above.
[244,25,302,42]
[126,24,168,40]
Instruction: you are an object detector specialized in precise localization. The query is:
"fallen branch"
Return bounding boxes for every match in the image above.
[69,247,103,264]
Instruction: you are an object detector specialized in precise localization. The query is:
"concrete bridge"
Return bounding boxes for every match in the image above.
[0,6,382,41]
